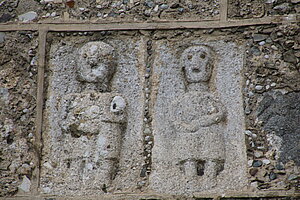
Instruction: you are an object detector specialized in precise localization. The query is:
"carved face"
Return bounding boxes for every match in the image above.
[181,45,213,83]
[77,42,115,83]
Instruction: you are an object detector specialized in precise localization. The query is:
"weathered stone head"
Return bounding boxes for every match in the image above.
[77,41,116,90]
[181,45,214,84]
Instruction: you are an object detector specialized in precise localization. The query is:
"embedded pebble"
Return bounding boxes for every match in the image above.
[255,85,263,91]
[18,176,31,192]
[245,130,252,136]
[253,34,268,42]
[262,159,271,165]
[144,128,151,134]
[43,162,53,169]
[288,174,298,181]
[145,136,151,142]
[254,151,263,158]
[276,163,285,170]
[271,45,278,50]
[249,168,258,176]
[0,32,5,43]
[51,12,57,17]
[250,46,261,56]
[273,3,290,12]
[248,160,254,167]
[18,11,38,22]
[259,41,265,46]
[269,172,277,180]
[160,4,169,10]
[252,160,263,167]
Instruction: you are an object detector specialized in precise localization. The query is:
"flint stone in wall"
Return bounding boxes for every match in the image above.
[258,91,300,166]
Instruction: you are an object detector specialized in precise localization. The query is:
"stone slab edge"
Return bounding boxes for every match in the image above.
[3,191,300,200]
[0,14,298,31]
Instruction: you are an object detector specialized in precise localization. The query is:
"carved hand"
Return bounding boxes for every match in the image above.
[172,110,225,133]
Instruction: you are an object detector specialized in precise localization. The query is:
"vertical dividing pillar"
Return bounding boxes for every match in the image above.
[220,0,228,22]
[33,27,48,195]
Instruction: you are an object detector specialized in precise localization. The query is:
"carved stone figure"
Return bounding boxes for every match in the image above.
[60,41,127,188]
[170,45,226,187]
[77,41,117,92]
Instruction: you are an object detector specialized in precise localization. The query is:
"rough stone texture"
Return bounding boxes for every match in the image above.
[2,196,300,200]
[267,1,299,16]
[0,31,38,197]
[41,34,145,195]
[37,27,300,197]
[150,39,247,195]
[0,0,220,23]
[258,92,300,166]
[228,0,265,19]
[228,0,299,19]
[57,91,128,192]
[243,23,300,191]
[0,0,296,22]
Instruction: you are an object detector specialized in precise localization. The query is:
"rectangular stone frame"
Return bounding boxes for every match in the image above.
[149,39,247,195]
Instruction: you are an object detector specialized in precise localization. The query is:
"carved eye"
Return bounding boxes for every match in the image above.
[200,53,206,59]
[83,53,87,58]
[187,55,192,60]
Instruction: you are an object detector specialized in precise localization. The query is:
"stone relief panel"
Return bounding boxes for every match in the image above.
[41,38,145,195]
[150,40,247,195]
[41,34,248,196]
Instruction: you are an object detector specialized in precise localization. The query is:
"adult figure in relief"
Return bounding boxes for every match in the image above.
[171,45,226,187]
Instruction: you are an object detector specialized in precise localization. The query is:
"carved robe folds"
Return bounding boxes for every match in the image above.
[171,91,226,180]
[60,92,127,185]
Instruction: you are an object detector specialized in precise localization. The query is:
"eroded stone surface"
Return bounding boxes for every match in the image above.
[169,45,227,188]
[150,39,247,195]
[38,28,299,197]
[41,38,145,195]
[60,92,127,187]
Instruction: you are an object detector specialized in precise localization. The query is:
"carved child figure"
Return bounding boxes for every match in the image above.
[60,42,127,189]
[171,45,226,187]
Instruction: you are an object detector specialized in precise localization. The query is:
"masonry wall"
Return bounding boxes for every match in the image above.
[0,1,299,200]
